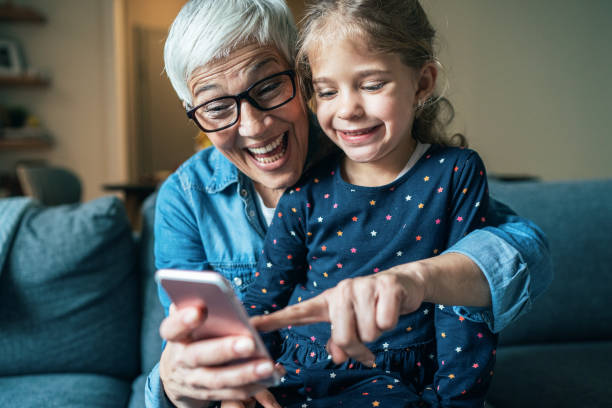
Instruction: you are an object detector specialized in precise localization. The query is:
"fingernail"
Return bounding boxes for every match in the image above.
[275,362,286,375]
[182,308,198,324]
[255,361,274,376]
[233,338,255,355]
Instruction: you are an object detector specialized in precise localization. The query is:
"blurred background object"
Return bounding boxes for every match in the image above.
[16,163,81,205]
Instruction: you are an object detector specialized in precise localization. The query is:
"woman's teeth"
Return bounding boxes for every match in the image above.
[255,150,285,164]
[247,134,287,164]
[247,135,283,154]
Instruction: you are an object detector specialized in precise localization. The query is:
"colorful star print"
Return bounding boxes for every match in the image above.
[244,145,496,406]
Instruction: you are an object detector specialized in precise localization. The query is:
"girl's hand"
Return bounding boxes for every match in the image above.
[159,304,285,407]
[250,263,429,366]
[220,390,281,408]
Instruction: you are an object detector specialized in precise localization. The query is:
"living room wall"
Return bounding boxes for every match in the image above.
[0,0,124,201]
[288,0,612,181]
[423,0,612,181]
[2,0,609,203]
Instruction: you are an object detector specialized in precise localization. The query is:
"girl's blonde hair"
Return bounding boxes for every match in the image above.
[296,0,466,147]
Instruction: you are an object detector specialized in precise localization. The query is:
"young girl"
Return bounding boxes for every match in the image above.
[242,1,497,406]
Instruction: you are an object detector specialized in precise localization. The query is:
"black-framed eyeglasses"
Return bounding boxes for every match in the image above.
[186,70,296,133]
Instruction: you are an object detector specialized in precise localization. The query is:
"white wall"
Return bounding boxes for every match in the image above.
[0,0,124,201]
[423,0,612,180]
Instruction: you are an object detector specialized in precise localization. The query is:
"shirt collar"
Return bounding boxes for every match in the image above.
[205,148,240,193]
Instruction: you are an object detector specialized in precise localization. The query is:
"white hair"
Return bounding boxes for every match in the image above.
[164,0,297,106]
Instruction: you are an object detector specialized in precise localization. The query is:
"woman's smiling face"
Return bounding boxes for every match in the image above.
[188,44,310,193]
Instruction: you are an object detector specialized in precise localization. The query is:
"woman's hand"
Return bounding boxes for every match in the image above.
[159,304,284,408]
[251,263,430,366]
[220,390,281,408]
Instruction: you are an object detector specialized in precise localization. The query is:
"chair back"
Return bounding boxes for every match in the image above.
[16,165,82,206]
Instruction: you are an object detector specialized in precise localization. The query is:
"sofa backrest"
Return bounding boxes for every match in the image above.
[138,192,165,375]
[0,196,140,379]
[489,179,612,346]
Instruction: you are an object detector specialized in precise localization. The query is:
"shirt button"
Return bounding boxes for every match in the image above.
[240,189,248,197]
[233,277,243,286]
[249,210,255,217]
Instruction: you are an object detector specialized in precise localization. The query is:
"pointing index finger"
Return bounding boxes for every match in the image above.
[250,294,330,332]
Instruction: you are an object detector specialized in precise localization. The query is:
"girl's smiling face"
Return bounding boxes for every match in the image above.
[309,36,436,180]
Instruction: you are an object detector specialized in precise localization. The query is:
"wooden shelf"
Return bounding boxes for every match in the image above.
[0,75,50,87]
[0,138,52,151]
[0,2,46,23]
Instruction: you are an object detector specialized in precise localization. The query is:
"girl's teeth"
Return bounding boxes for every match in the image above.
[341,127,376,136]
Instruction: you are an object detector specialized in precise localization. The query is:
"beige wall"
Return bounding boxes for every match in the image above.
[2,0,609,203]
[290,0,612,181]
[423,0,612,180]
[286,0,306,25]
[0,0,123,201]
[122,0,193,181]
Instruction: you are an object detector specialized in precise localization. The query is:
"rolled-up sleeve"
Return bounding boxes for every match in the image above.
[145,363,176,408]
[444,198,553,333]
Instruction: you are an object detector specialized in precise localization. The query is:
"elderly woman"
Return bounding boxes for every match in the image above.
[146,1,552,407]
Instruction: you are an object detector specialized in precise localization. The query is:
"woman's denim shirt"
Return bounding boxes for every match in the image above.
[146,144,553,408]
[154,147,268,305]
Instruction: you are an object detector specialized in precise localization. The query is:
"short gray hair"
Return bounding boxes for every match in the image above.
[164,0,297,105]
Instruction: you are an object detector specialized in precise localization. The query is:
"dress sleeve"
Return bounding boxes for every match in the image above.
[445,151,489,246]
[444,195,553,333]
[425,151,497,407]
[243,190,308,317]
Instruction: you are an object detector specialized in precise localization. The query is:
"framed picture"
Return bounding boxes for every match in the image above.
[0,38,24,76]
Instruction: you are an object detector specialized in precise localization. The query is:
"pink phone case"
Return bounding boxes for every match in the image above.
[155,269,280,386]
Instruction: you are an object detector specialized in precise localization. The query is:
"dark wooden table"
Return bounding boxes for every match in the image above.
[103,183,157,229]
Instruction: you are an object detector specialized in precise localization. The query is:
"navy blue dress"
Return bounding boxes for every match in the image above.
[244,145,498,407]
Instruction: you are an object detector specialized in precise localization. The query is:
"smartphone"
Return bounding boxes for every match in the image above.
[155,269,281,386]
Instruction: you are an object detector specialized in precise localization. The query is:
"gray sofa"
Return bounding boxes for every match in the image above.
[0,179,610,407]
[0,193,164,408]
[485,179,612,408]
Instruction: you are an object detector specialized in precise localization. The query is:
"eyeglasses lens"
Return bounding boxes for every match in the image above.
[194,72,294,132]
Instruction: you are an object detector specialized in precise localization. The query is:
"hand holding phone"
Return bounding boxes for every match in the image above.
[155,269,281,387]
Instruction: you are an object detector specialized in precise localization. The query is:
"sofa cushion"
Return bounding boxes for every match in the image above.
[128,373,149,408]
[487,341,612,408]
[489,180,612,345]
[0,196,140,379]
[0,373,131,407]
[138,192,164,375]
